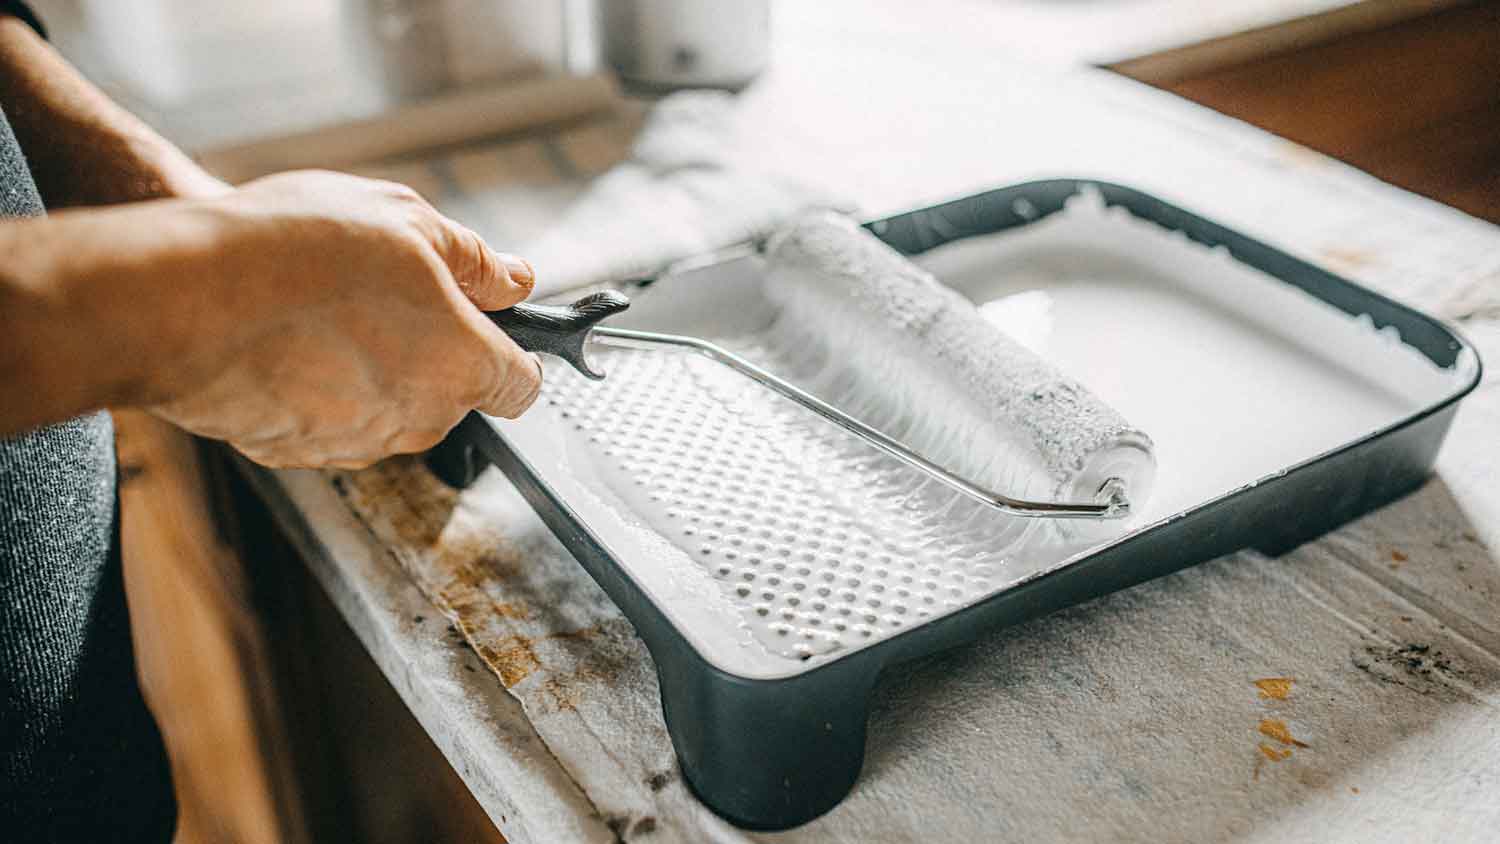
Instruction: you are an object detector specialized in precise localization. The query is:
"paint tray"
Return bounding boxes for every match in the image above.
[430,180,1480,829]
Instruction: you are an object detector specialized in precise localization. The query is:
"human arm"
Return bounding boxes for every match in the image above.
[0,12,228,206]
[0,170,542,468]
[0,11,542,467]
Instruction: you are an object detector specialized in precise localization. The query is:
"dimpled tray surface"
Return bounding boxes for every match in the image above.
[543,339,1057,664]
[447,181,1480,829]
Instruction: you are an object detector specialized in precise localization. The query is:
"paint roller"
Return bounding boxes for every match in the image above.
[482,211,1155,543]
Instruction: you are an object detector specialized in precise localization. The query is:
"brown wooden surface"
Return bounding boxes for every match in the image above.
[1136,0,1500,222]
[118,408,508,843]
[115,410,304,844]
[226,461,509,844]
[1110,0,1468,85]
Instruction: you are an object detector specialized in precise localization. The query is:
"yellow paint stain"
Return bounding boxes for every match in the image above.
[1319,246,1378,271]
[1258,742,1292,762]
[477,635,540,687]
[1253,677,1294,700]
[1259,718,1311,749]
[494,602,530,620]
[1297,768,1329,789]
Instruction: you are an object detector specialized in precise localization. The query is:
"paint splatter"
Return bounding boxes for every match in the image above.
[1253,678,1294,700]
[477,635,540,687]
[1319,245,1377,271]
[1259,718,1310,748]
[494,603,530,620]
[1258,743,1292,761]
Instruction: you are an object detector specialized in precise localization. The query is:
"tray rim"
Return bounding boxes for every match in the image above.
[477,177,1483,687]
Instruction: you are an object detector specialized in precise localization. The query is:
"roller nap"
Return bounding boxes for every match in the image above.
[763,211,1156,529]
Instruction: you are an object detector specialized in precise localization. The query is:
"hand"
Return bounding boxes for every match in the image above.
[147,171,542,469]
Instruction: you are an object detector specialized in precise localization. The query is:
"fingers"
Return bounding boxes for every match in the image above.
[231,427,451,469]
[434,218,536,311]
[252,172,539,311]
[406,202,542,418]
[475,331,544,419]
[184,171,549,471]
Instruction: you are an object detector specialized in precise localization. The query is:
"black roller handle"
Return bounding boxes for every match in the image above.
[430,289,632,489]
[486,289,632,380]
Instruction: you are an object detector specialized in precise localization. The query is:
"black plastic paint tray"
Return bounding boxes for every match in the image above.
[430,180,1481,829]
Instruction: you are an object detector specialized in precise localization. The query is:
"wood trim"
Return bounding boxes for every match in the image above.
[1123,0,1500,223]
[196,73,619,183]
[116,411,308,844]
[1110,0,1472,84]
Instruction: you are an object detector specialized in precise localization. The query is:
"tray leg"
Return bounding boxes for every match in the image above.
[425,413,494,489]
[1248,407,1452,557]
[655,652,876,830]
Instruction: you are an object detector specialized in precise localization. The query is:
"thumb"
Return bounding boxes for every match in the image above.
[437,218,536,311]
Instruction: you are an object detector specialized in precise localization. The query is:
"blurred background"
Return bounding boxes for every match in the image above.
[23,1,1496,842]
[28,0,1499,220]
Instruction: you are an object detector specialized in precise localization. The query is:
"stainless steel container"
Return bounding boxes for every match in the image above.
[598,0,769,92]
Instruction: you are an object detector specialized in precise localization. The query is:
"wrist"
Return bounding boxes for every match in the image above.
[116,196,258,404]
[74,128,232,206]
[30,200,238,411]
[122,130,232,201]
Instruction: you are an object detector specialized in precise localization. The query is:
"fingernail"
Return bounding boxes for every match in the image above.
[499,253,534,285]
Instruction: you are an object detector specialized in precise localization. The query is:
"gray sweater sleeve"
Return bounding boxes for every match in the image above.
[0,94,177,842]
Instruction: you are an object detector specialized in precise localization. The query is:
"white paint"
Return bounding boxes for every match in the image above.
[917,190,1471,521]
[492,192,1473,680]
[761,211,1156,533]
[979,289,1055,354]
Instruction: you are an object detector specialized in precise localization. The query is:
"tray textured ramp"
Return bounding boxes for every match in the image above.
[545,347,1024,662]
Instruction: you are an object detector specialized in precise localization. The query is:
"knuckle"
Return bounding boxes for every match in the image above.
[336,456,380,470]
[388,428,446,454]
[458,381,492,411]
[356,173,425,205]
[444,225,503,304]
[456,358,501,408]
[409,228,454,274]
[235,445,282,468]
[489,356,543,419]
[385,181,426,204]
[446,227,484,286]
[382,230,447,287]
[465,229,494,280]
[306,403,366,441]
[359,407,402,439]
[387,217,435,255]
